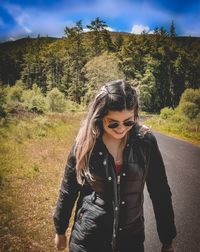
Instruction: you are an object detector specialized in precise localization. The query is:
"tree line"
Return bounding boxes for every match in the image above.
[0,18,200,112]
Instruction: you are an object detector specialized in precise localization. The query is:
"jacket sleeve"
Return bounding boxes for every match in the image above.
[145,133,177,244]
[53,144,81,235]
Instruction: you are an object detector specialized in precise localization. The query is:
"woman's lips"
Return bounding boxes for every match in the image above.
[113,130,125,135]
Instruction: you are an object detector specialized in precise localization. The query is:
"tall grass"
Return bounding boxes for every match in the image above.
[144,114,200,145]
[0,112,83,252]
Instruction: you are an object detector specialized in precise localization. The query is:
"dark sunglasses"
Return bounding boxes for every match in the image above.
[108,120,135,129]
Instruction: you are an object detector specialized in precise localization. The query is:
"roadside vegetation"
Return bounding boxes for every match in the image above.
[144,88,200,145]
[0,110,82,252]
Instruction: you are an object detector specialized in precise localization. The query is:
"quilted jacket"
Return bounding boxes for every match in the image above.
[53,125,177,252]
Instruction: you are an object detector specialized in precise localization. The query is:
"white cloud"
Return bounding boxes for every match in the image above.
[1,0,200,39]
[4,3,32,34]
[9,37,15,41]
[83,26,115,33]
[106,26,115,32]
[131,24,153,34]
[83,28,90,32]
[2,3,75,39]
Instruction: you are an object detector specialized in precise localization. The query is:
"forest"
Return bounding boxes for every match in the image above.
[0,18,200,113]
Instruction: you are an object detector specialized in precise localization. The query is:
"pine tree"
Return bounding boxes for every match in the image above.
[86,17,108,56]
[64,20,86,103]
[114,34,124,51]
[170,20,176,37]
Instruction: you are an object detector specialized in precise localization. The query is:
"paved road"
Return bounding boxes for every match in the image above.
[143,132,200,252]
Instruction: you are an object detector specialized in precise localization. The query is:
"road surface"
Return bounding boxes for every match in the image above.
[144,131,200,252]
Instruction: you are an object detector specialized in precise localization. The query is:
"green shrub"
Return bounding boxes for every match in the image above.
[178,88,200,120]
[6,83,23,103]
[28,94,47,113]
[170,112,188,123]
[46,88,66,112]
[4,83,25,113]
[22,84,47,113]
[180,101,199,120]
[194,113,200,129]
[65,100,85,112]
[180,88,200,105]
[160,107,175,119]
[22,89,35,109]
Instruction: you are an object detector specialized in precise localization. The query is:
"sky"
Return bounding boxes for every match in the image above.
[0,0,200,41]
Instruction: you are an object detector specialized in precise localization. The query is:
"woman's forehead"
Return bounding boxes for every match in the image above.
[105,110,134,121]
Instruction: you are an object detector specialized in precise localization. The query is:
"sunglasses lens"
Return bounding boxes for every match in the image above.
[108,122,119,128]
[124,120,135,127]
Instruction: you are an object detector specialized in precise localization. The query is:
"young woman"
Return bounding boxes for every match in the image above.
[53,80,176,252]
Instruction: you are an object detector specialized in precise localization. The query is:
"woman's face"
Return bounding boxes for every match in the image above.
[102,110,134,140]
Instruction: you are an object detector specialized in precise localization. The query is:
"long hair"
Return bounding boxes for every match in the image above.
[75,79,139,184]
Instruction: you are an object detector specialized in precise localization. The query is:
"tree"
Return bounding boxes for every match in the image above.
[82,52,125,103]
[21,52,46,91]
[137,55,157,111]
[100,29,115,52]
[114,34,124,51]
[64,20,86,102]
[169,20,176,37]
[86,17,108,56]
[42,40,65,92]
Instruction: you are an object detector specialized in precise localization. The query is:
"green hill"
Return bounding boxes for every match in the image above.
[0,29,200,112]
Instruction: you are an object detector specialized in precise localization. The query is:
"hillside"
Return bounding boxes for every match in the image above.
[0,30,200,112]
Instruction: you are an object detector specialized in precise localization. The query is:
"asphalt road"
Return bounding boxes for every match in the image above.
[143,131,200,252]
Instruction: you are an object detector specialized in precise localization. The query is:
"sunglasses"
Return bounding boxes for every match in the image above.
[108,120,135,129]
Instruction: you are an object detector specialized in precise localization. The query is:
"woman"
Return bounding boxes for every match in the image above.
[53,80,176,252]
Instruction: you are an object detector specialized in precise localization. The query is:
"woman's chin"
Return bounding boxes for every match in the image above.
[112,131,126,139]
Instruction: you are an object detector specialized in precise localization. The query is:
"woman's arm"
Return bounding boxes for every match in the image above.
[53,145,81,235]
[145,133,177,246]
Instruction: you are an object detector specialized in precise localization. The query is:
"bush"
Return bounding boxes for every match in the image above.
[180,88,200,105]
[65,100,85,112]
[170,112,188,123]
[28,94,47,113]
[194,113,200,130]
[21,84,47,113]
[178,88,200,119]
[160,107,175,119]
[6,83,23,103]
[180,101,199,120]
[46,88,66,112]
[22,89,34,107]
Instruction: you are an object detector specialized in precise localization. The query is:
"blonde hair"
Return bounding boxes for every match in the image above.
[75,80,139,184]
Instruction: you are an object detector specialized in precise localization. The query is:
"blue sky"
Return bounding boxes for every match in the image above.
[0,0,200,41]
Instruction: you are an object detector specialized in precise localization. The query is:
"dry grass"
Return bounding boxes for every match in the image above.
[0,112,83,252]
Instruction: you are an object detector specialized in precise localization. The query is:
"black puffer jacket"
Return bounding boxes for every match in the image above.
[53,125,177,252]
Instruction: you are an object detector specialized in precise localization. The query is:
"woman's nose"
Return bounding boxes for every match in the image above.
[117,123,126,131]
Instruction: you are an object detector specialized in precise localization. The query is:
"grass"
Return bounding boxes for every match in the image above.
[0,111,83,252]
[143,114,200,146]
